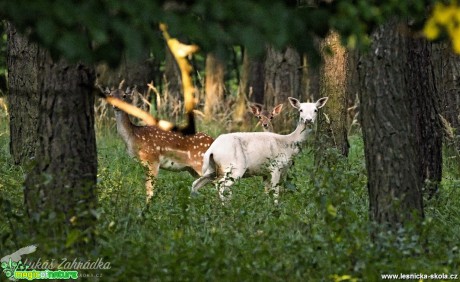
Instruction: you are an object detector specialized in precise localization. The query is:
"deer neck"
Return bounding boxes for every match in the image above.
[115,110,135,147]
[284,120,311,145]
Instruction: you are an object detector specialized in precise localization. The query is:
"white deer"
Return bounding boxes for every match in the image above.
[191,96,328,203]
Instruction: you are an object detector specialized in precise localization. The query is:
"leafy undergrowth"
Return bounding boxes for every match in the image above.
[1,122,459,281]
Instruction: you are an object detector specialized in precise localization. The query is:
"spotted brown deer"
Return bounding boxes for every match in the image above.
[249,103,284,132]
[191,97,328,204]
[109,87,214,201]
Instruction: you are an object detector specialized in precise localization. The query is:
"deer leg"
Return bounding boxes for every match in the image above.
[262,175,271,193]
[217,166,244,202]
[270,170,282,205]
[145,162,159,202]
[191,172,214,194]
[217,176,234,202]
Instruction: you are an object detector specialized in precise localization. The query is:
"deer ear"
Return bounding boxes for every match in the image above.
[288,97,301,109]
[249,104,261,115]
[272,104,283,116]
[316,97,329,109]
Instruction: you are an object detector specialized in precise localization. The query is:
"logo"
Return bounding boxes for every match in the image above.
[1,245,79,281]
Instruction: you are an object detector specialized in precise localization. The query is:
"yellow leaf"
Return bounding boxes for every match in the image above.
[433,2,456,25]
[423,18,440,40]
[451,30,460,54]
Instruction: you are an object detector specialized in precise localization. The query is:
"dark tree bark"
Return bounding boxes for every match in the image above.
[432,42,460,153]
[315,31,349,161]
[264,45,301,133]
[233,48,265,131]
[95,54,155,93]
[406,35,442,198]
[359,18,424,231]
[164,45,182,100]
[7,24,97,251]
[204,53,225,121]
[300,54,320,102]
[247,52,265,105]
[346,48,360,132]
[7,23,41,165]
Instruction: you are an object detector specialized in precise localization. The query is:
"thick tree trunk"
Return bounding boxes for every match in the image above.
[204,53,225,121]
[264,45,301,133]
[359,19,424,231]
[7,23,41,165]
[7,25,97,251]
[407,36,442,198]
[315,31,349,160]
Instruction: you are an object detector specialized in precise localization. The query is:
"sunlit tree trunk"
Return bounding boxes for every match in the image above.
[359,18,424,232]
[7,24,97,252]
[204,53,225,122]
[264,45,301,133]
[315,31,349,162]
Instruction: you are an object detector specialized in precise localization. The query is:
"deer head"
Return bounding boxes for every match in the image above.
[249,103,284,132]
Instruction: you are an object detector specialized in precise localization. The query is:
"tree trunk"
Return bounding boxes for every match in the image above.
[204,53,225,122]
[95,54,155,92]
[359,18,424,231]
[264,45,301,133]
[7,25,97,251]
[164,45,182,99]
[315,31,349,161]
[407,35,442,198]
[248,53,265,105]
[233,48,266,131]
[7,23,41,165]
[300,54,320,102]
[432,42,460,153]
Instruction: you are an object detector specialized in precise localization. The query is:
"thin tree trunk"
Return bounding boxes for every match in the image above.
[204,53,225,121]
[248,53,265,105]
[432,42,460,153]
[300,54,320,102]
[233,48,266,131]
[315,31,349,161]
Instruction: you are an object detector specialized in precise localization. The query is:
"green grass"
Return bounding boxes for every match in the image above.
[1,117,460,281]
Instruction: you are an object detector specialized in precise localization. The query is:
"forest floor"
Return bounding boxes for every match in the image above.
[1,116,460,281]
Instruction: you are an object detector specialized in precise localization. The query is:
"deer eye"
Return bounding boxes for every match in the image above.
[314,109,318,113]
[270,116,273,120]
[299,109,303,113]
